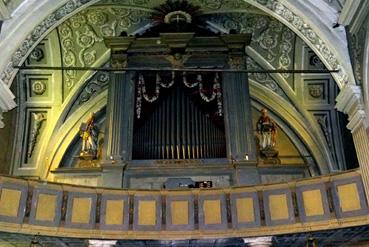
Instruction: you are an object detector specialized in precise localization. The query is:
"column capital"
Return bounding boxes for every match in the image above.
[243,236,273,247]
[347,110,368,132]
[0,78,16,111]
[336,85,369,132]
[336,85,363,115]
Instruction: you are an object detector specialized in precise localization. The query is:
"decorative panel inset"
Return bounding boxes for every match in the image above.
[304,79,329,105]
[296,183,330,222]
[133,195,161,231]
[230,191,260,228]
[29,188,63,226]
[100,194,129,230]
[23,109,48,166]
[332,177,368,218]
[24,74,51,101]
[0,183,28,223]
[263,188,295,226]
[26,43,47,65]
[198,193,227,230]
[305,47,326,70]
[65,192,97,229]
[166,194,194,231]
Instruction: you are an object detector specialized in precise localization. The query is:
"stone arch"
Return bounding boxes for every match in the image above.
[0,0,356,115]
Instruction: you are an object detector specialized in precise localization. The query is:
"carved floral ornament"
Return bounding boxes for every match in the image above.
[31,80,47,95]
[0,0,351,89]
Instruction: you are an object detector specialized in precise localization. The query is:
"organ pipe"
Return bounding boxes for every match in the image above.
[132,79,226,160]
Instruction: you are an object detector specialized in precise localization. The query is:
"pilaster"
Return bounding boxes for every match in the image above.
[336,84,369,201]
[104,37,135,163]
[221,34,256,164]
[104,72,135,162]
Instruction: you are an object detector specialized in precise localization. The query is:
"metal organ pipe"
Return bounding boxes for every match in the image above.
[132,75,226,160]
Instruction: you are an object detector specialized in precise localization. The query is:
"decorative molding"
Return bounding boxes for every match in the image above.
[27,112,47,159]
[0,0,353,86]
[347,110,368,132]
[246,57,287,99]
[249,0,351,87]
[31,80,47,95]
[336,85,364,115]
[29,47,45,62]
[336,85,369,132]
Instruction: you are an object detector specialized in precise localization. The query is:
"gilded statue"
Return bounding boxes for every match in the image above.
[79,112,99,159]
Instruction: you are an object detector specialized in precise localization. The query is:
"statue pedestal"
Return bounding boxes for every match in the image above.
[77,159,100,168]
[260,148,278,158]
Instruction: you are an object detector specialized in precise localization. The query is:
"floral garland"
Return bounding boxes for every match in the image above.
[182,72,201,88]
[158,71,175,88]
[136,72,223,118]
[136,75,143,119]
[141,74,160,103]
[215,73,223,116]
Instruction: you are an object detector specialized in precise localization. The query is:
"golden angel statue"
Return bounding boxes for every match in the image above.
[79,112,99,159]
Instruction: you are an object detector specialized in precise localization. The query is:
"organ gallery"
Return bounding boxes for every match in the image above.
[0,0,368,246]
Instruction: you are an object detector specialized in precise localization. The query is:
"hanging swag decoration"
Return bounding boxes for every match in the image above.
[135,72,223,119]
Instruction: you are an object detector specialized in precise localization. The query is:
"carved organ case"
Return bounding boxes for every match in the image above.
[104,19,256,187]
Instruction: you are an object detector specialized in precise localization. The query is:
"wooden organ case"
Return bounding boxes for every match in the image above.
[104,32,257,188]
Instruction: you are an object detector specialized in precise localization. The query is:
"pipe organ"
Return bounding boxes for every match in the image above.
[103,32,257,188]
[132,72,226,160]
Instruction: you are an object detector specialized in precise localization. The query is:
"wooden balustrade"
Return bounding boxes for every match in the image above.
[0,170,367,239]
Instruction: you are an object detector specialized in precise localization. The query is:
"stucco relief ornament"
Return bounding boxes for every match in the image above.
[87,10,108,25]
[27,113,47,158]
[308,85,323,98]
[228,56,246,70]
[31,81,46,95]
[29,47,44,62]
[79,71,109,104]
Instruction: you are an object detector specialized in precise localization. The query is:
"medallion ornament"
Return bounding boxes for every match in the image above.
[31,81,47,95]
